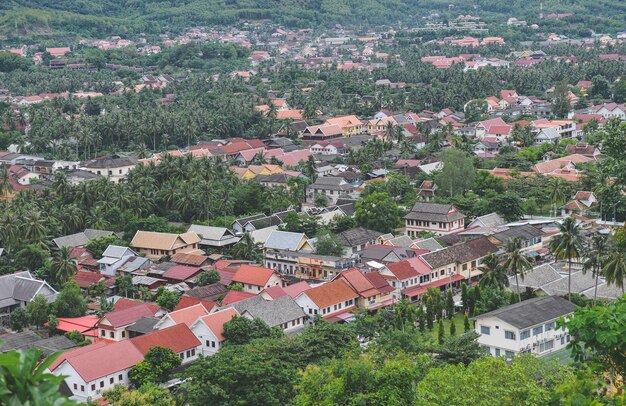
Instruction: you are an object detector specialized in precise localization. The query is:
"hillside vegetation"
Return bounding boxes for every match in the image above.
[1,0,625,40]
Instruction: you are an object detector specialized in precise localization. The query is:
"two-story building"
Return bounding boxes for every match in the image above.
[231,264,284,293]
[474,296,576,359]
[96,303,161,341]
[80,155,138,183]
[295,279,359,321]
[404,202,466,237]
[130,231,202,261]
[221,295,307,334]
[332,268,395,310]
[306,177,355,205]
[264,250,355,280]
[190,308,239,356]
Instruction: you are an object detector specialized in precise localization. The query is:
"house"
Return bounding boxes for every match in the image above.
[232,210,294,235]
[187,225,241,249]
[336,227,383,258]
[185,284,229,302]
[52,229,115,249]
[416,180,438,201]
[97,246,141,276]
[474,296,576,359]
[324,115,365,136]
[231,264,284,293]
[53,316,100,341]
[130,231,202,261]
[49,324,199,401]
[96,303,160,341]
[332,268,394,310]
[170,252,212,267]
[488,224,543,248]
[264,250,355,280]
[0,331,76,355]
[467,213,506,229]
[381,256,433,300]
[404,202,466,237]
[80,155,138,183]
[295,279,359,321]
[190,308,239,356]
[360,245,417,264]
[301,125,343,141]
[420,237,498,283]
[259,281,311,300]
[153,303,210,330]
[560,191,597,216]
[162,265,203,283]
[264,230,312,254]
[0,271,58,313]
[221,295,306,333]
[306,177,355,205]
[564,143,600,159]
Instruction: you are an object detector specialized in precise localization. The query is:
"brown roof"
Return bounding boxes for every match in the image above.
[420,237,497,269]
[170,252,210,266]
[303,279,358,309]
[364,271,394,294]
[130,231,200,251]
[131,323,200,355]
[334,268,380,298]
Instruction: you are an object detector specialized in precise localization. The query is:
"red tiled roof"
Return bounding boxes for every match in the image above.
[385,256,431,280]
[101,303,159,328]
[55,316,100,337]
[198,308,239,341]
[221,290,255,305]
[163,265,202,281]
[232,264,277,287]
[364,271,394,294]
[174,295,216,312]
[335,268,380,298]
[73,271,104,289]
[131,324,200,355]
[261,285,287,299]
[303,279,358,309]
[163,303,210,327]
[282,281,311,298]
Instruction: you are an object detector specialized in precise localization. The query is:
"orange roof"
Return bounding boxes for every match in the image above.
[232,264,278,287]
[164,303,210,327]
[325,115,363,128]
[221,289,255,305]
[276,109,304,120]
[55,316,100,337]
[303,279,358,309]
[335,268,380,298]
[131,323,200,355]
[174,295,216,312]
[198,308,239,341]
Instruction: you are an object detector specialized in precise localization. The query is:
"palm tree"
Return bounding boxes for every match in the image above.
[478,253,509,290]
[231,233,262,263]
[22,211,48,244]
[549,217,583,301]
[51,247,78,287]
[0,166,14,208]
[503,237,534,302]
[548,178,566,217]
[603,238,626,294]
[582,234,608,304]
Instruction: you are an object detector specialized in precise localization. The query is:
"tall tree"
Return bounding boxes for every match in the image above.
[551,80,571,118]
[478,253,509,291]
[50,246,78,287]
[582,234,608,304]
[549,217,583,301]
[503,238,534,302]
[434,149,475,197]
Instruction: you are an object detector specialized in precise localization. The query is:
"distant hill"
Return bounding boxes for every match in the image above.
[1,0,625,39]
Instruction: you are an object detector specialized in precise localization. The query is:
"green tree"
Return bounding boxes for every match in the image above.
[551,80,571,118]
[104,383,176,406]
[129,346,182,388]
[313,193,329,208]
[85,235,126,259]
[50,247,78,287]
[314,232,344,256]
[613,77,626,103]
[549,217,583,301]
[478,253,509,291]
[445,289,454,320]
[434,149,475,197]
[0,348,76,405]
[55,281,88,318]
[230,233,263,262]
[115,275,137,298]
[222,316,277,345]
[437,331,483,366]
[464,99,488,123]
[27,295,51,330]
[196,269,221,286]
[355,191,401,233]
[10,307,29,332]
[589,75,611,99]
[14,243,49,272]
[332,215,357,234]
[463,314,470,332]
[449,319,456,336]
[489,193,524,222]
[560,296,626,390]
[154,287,181,311]
[437,319,444,345]
[504,238,534,302]
[582,234,608,304]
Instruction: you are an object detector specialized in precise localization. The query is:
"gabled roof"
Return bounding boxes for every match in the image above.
[475,296,575,329]
[185,284,229,301]
[336,227,383,247]
[364,271,394,294]
[385,256,431,280]
[232,264,279,287]
[100,303,159,328]
[223,295,306,328]
[264,230,309,251]
[334,268,380,298]
[170,252,210,266]
[162,265,202,281]
[420,237,498,269]
[174,295,216,312]
[221,290,256,306]
[0,271,57,309]
[130,231,200,251]
[53,229,114,249]
[195,308,239,341]
[158,303,209,327]
[187,225,240,247]
[131,323,200,355]
[413,238,444,252]
[404,202,466,223]
[300,279,358,309]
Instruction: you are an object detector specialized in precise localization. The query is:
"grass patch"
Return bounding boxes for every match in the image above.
[425,313,471,340]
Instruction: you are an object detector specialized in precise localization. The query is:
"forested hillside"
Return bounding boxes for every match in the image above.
[2,0,625,39]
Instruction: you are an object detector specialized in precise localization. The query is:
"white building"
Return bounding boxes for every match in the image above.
[190,308,239,356]
[474,296,576,359]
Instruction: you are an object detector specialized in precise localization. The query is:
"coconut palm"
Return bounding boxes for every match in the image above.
[51,247,78,287]
[603,243,626,294]
[478,253,509,290]
[582,234,608,304]
[549,217,583,301]
[22,211,49,244]
[231,233,262,263]
[548,178,566,217]
[503,237,534,302]
[0,166,14,208]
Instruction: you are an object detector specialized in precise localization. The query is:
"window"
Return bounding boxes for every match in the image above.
[100,381,104,388]
[109,332,114,338]
[206,340,210,347]
[539,340,554,352]
[110,378,114,384]
[121,331,126,338]
[101,330,105,337]
[91,384,95,391]
[520,330,530,340]
[544,321,555,331]
[505,331,516,340]
[505,351,514,359]
[533,326,543,336]
[81,385,85,392]
[495,348,501,357]
[73,384,78,390]
[480,326,490,335]
[211,341,216,348]
[118,374,122,381]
